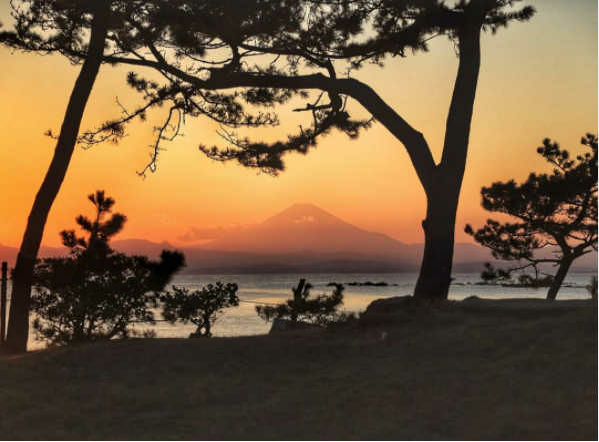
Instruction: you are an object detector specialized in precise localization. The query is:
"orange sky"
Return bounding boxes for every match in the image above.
[0,1,597,248]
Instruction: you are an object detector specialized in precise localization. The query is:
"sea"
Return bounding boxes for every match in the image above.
[3,272,594,351]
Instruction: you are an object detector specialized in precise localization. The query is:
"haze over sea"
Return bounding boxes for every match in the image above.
[16,271,592,350]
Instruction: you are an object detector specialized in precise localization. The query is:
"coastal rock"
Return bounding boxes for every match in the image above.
[363,296,419,314]
[359,295,427,325]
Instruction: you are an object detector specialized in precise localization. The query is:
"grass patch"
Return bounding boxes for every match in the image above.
[1,299,596,439]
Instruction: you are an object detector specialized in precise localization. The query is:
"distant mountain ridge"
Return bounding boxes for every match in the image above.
[200,203,409,255]
[0,204,596,273]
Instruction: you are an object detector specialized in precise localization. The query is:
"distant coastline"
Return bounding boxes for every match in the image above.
[1,242,596,275]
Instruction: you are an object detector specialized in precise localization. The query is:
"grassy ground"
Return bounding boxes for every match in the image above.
[0,299,597,440]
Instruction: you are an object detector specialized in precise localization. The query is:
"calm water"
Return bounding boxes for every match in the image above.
[5,272,594,350]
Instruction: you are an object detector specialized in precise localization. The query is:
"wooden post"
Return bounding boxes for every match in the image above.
[1,262,7,343]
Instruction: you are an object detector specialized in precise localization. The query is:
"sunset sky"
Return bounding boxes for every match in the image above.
[0,0,597,248]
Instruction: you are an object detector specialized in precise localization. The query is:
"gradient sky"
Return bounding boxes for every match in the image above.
[0,0,597,248]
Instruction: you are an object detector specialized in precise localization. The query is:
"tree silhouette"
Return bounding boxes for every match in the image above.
[65,0,533,301]
[61,190,126,259]
[256,279,347,326]
[161,283,239,337]
[1,0,535,352]
[32,191,185,344]
[0,0,114,352]
[465,134,598,300]
[1,0,256,352]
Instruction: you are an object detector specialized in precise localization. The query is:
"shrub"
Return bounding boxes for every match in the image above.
[161,282,239,337]
[31,191,185,345]
[256,279,348,326]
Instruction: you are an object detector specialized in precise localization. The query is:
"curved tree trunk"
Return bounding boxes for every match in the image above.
[4,5,109,354]
[414,24,482,300]
[546,257,574,301]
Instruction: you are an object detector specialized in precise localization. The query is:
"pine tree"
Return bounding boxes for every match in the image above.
[465,134,598,300]
[32,191,185,344]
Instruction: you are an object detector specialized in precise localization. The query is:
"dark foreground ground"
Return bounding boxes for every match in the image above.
[1,298,597,440]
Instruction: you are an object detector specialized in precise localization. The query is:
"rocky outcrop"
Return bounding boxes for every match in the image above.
[359,295,434,325]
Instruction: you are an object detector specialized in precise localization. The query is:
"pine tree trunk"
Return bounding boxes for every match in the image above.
[414,189,459,299]
[412,24,481,300]
[4,4,109,354]
[546,258,573,301]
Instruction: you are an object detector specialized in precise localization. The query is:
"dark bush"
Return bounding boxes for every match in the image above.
[256,279,349,327]
[161,282,239,337]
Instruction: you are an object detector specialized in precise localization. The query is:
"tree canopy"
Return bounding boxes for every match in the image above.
[1,0,534,176]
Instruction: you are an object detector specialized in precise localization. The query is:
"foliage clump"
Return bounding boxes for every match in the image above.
[161,283,239,337]
[256,279,349,327]
[31,191,185,345]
